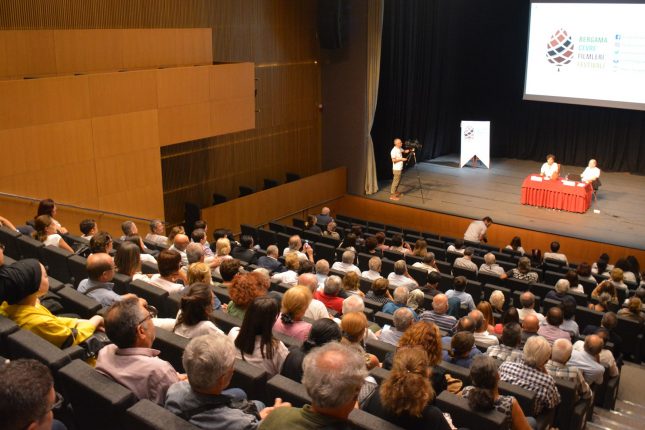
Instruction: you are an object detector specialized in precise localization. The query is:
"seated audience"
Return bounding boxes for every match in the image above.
[576,262,597,285]
[341,271,363,297]
[443,331,477,368]
[453,247,478,273]
[96,296,181,404]
[281,319,341,384]
[0,358,66,430]
[296,273,329,320]
[375,231,389,251]
[33,215,73,253]
[332,250,361,275]
[499,336,560,415]
[169,233,190,267]
[323,221,341,240]
[563,270,585,294]
[340,232,358,252]
[489,290,506,314]
[229,296,289,377]
[477,301,496,333]
[166,335,289,428]
[592,253,612,276]
[615,258,637,284]
[36,198,68,234]
[494,307,520,335]
[420,293,456,334]
[120,220,139,239]
[114,241,150,282]
[231,235,259,264]
[388,234,411,255]
[304,214,322,234]
[211,237,234,274]
[559,296,580,337]
[148,250,184,294]
[361,256,382,280]
[215,258,242,288]
[538,307,570,344]
[545,279,572,302]
[420,270,442,296]
[447,238,466,254]
[362,348,451,430]
[505,236,526,255]
[591,280,619,305]
[363,236,382,257]
[365,277,392,305]
[270,253,299,286]
[507,257,538,283]
[445,276,476,311]
[383,286,418,319]
[123,234,157,265]
[486,322,524,363]
[378,307,414,346]
[317,207,333,227]
[406,289,425,313]
[89,231,113,254]
[568,334,606,385]
[521,314,540,346]
[314,275,344,314]
[609,267,628,291]
[257,245,286,273]
[273,286,313,342]
[480,253,505,276]
[461,355,534,430]
[0,260,103,348]
[259,342,367,429]
[283,235,313,263]
[618,296,645,323]
[228,272,269,320]
[545,338,592,400]
[590,292,613,312]
[173,283,223,338]
[78,252,132,308]
[412,239,428,257]
[340,311,379,370]
[166,225,185,248]
[387,259,418,290]
[518,291,545,323]
[544,241,569,266]
[470,309,499,347]
[315,259,330,288]
[80,218,98,240]
[145,219,168,247]
[412,252,439,273]
[183,243,205,275]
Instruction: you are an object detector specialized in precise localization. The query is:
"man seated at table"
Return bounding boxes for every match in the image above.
[581,159,601,188]
[540,154,560,180]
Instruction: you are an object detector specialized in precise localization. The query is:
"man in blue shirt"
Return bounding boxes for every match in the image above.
[78,253,133,308]
[382,286,418,320]
[445,276,476,311]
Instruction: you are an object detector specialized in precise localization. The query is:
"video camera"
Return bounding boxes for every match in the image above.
[404,139,422,151]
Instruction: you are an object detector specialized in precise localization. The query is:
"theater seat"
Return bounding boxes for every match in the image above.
[374,311,394,328]
[56,285,102,318]
[0,225,21,259]
[59,359,138,430]
[368,366,391,385]
[348,409,406,430]
[125,399,199,429]
[435,391,508,430]
[453,266,477,281]
[151,328,190,372]
[129,280,169,316]
[0,315,19,356]
[231,358,268,403]
[554,377,589,430]
[211,284,231,305]
[498,381,537,417]
[6,329,84,372]
[67,254,88,288]
[16,234,44,259]
[265,374,311,407]
[211,310,241,334]
[112,273,132,295]
[365,338,396,362]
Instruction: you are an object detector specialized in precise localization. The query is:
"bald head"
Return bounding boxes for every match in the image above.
[522,314,540,333]
[298,273,319,293]
[584,334,604,356]
[321,207,330,216]
[432,294,448,314]
[468,310,485,332]
[174,234,190,251]
[87,252,114,282]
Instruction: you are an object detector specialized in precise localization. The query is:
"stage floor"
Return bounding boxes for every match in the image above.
[370,155,645,250]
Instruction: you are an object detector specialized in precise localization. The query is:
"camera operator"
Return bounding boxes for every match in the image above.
[390,138,411,201]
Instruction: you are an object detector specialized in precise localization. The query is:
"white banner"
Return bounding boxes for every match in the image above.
[460,121,490,168]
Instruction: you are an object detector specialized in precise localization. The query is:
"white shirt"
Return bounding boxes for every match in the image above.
[541,162,559,179]
[228,328,289,377]
[173,320,224,339]
[271,270,298,287]
[387,273,418,290]
[44,234,63,247]
[464,220,487,242]
[282,248,308,262]
[304,299,329,320]
[168,246,188,267]
[140,253,158,265]
[581,166,600,182]
[331,262,361,276]
[544,252,568,266]
[411,262,439,273]
[361,270,383,281]
[504,245,526,256]
[391,146,403,171]
[474,331,499,347]
[446,245,465,255]
[148,274,184,294]
[479,263,505,276]
[518,308,545,323]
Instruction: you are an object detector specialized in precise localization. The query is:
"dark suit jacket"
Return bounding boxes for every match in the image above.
[231,247,258,265]
[257,256,286,273]
[316,214,333,227]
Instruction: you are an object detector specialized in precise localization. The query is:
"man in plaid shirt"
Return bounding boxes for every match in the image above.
[545,338,592,400]
[499,336,561,415]
[486,322,524,363]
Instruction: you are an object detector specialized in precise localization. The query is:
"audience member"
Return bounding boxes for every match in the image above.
[145,219,168,247]
[576,262,597,285]
[229,296,289,377]
[217,258,242,288]
[340,233,358,252]
[464,216,493,243]
[420,271,442,297]
[544,241,569,266]
[479,253,505,276]
[505,236,526,255]
[323,221,341,240]
[568,334,606,385]
[592,253,612,276]
[420,293,456,334]
[499,336,560,415]
[340,311,379,370]
[591,280,619,306]
[559,296,580,337]
[375,231,388,251]
[364,236,382,257]
[283,235,314,263]
[563,270,584,294]
[78,252,132,308]
[273,286,313,342]
[486,322,524,363]
[493,307,520,335]
[227,272,269,320]
[445,276,476,311]
[412,252,439,274]
[33,215,74,253]
[365,277,393,305]
[453,248,478,273]
[507,257,538,283]
[387,259,418,290]
[36,198,68,234]
[362,348,451,430]
[361,256,383,280]
[546,279,572,303]
[388,234,411,255]
[304,215,322,234]
[96,297,181,404]
[545,338,592,400]
[615,259,637,284]
[443,331,477,368]
[489,290,506,314]
[538,307,570,344]
[120,220,139,239]
[341,271,363,297]
[315,259,330,288]
[518,291,545,323]
[477,301,496,333]
[609,267,628,291]
[297,273,330,320]
[172,283,223,338]
[89,231,113,254]
[378,307,414,346]
[232,235,259,264]
[314,275,344,314]
[123,234,157,265]
[114,241,150,282]
[383,286,418,319]
[447,238,465,255]
[80,218,98,240]
[469,310,499,347]
[521,315,540,346]
[618,297,645,323]
[270,253,299,286]
[412,239,428,257]
[166,226,185,248]
[462,355,534,430]
[316,207,333,227]
[148,249,184,294]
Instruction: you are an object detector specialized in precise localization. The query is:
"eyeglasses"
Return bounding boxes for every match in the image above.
[50,392,64,411]
[137,304,158,326]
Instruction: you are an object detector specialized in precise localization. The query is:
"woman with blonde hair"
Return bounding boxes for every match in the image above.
[341,312,379,370]
[187,262,211,285]
[477,301,496,333]
[591,280,619,305]
[618,297,645,323]
[342,271,364,297]
[412,239,428,258]
[362,348,451,429]
[273,286,313,341]
[33,215,74,253]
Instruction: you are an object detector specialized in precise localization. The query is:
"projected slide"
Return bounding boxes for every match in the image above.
[524,2,645,111]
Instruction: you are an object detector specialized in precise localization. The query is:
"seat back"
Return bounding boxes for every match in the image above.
[129,280,169,315]
[0,226,21,259]
[348,409,406,430]
[465,280,483,305]
[380,259,395,277]
[498,381,537,417]
[125,399,200,429]
[453,266,477,281]
[112,273,132,295]
[435,391,508,430]
[141,260,159,275]
[231,358,268,403]
[16,234,44,259]
[258,228,277,249]
[59,359,138,430]
[313,242,335,263]
[365,337,396,362]
[67,254,88,287]
[6,329,84,372]
[211,310,242,333]
[616,316,643,362]
[368,366,391,385]
[276,233,291,253]
[56,285,102,318]
[240,224,259,243]
[574,306,603,333]
[437,360,472,385]
[357,252,374,272]
[265,374,311,407]
[435,259,451,274]
[374,311,395,329]
[408,265,427,286]
[151,328,189,372]
[553,377,584,430]
[0,315,19,356]
[505,277,531,292]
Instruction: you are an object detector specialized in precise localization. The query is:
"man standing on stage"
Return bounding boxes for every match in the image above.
[390,138,410,201]
[464,216,493,243]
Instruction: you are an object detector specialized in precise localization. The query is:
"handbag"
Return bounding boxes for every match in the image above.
[78,331,111,360]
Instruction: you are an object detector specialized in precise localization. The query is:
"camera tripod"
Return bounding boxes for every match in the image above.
[405,149,426,203]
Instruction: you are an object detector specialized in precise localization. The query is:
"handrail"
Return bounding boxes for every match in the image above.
[266,196,342,228]
[0,191,156,223]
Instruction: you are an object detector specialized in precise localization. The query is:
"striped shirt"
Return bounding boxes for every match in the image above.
[419,310,457,334]
[485,344,524,363]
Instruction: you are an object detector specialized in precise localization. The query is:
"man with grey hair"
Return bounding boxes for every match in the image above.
[518,291,545,323]
[146,219,168,247]
[499,336,561,415]
[361,256,383,281]
[568,334,606,385]
[313,275,344,314]
[382,286,418,319]
[420,293,457,334]
[453,247,478,273]
[378,307,414,346]
[546,279,571,302]
[257,245,286,273]
[315,259,330,289]
[331,250,360,276]
[545,338,592,400]
[337,295,379,340]
[412,252,438,273]
[299,273,330,320]
[479,253,504,276]
[166,335,290,428]
[469,309,499,347]
[186,242,204,265]
[386,260,418,290]
[259,342,367,429]
[486,322,523,362]
[283,235,314,263]
[120,220,138,239]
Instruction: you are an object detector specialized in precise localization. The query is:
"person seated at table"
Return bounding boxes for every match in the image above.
[540,154,559,180]
[580,159,600,185]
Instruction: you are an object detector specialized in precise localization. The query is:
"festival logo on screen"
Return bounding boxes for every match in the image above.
[546,29,575,69]
[463,125,475,140]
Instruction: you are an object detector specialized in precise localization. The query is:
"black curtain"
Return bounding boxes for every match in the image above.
[371,0,645,180]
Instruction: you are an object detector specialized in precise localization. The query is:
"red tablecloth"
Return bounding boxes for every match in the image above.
[521,174,593,213]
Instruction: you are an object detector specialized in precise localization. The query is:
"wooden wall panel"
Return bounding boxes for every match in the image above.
[53,29,125,74]
[158,102,212,146]
[210,99,255,136]
[210,63,255,101]
[0,30,56,78]
[88,70,157,117]
[157,66,211,108]
[91,110,159,157]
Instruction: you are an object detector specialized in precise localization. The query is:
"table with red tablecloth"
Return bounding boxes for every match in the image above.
[521,174,593,213]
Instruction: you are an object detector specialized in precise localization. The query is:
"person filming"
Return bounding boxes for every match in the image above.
[390,138,411,201]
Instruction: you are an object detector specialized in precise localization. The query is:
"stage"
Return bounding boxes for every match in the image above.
[370,155,645,250]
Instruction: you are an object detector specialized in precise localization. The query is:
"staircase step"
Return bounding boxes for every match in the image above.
[592,408,643,429]
[614,399,645,416]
